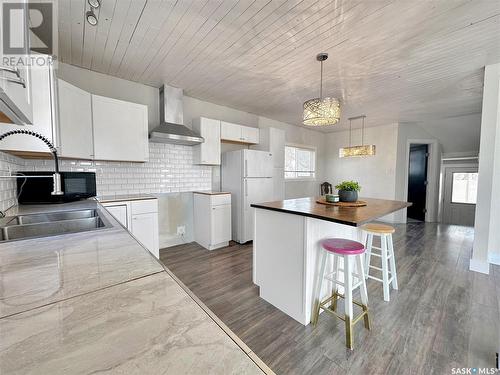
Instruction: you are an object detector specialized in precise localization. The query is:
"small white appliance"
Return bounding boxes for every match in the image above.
[222,149,274,244]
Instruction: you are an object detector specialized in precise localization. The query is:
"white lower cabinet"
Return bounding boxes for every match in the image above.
[104,204,128,228]
[131,212,159,257]
[102,198,159,258]
[194,193,231,250]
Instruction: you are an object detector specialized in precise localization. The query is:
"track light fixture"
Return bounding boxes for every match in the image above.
[86,10,98,26]
[88,0,101,9]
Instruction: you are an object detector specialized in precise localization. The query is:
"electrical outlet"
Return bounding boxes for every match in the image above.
[176,226,186,236]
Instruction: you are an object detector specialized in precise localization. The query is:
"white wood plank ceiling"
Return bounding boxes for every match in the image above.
[58,0,500,132]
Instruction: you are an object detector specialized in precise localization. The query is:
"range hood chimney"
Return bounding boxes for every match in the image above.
[149,85,204,145]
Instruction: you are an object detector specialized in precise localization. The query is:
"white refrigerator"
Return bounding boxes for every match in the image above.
[222,149,274,244]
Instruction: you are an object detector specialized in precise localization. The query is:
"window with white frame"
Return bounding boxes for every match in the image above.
[284,145,316,179]
[451,172,478,204]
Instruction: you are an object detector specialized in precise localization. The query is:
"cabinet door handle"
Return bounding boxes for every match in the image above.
[0,66,21,78]
[0,76,26,88]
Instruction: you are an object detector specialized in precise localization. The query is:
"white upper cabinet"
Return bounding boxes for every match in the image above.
[220,121,241,142]
[57,82,149,162]
[193,117,221,165]
[241,126,259,144]
[220,121,259,144]
[92,95,149,162]
[0,60,55,153]
[57,79,94,159]
[0,0,33,125]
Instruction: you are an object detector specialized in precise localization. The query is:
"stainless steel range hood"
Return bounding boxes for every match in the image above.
[149,85,204,146]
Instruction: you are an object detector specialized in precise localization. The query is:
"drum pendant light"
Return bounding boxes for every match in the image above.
[303,53,341,126]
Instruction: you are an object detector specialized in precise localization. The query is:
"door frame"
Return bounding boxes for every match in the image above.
[403,139,440,222]
[407,144,429,221]
[439,160,479,223]
[442,165,478,225]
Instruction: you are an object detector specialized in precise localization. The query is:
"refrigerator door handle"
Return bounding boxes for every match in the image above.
[245,159,248,177]
[245,179,248,196]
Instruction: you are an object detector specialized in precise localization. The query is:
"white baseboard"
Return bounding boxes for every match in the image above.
[469,258,490,274]
[489,252,500,265]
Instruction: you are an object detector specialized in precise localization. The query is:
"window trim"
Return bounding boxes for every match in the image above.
[284,143,317,181]
[450,171,478,205]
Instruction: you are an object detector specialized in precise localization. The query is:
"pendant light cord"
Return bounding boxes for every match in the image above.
[361,116,365,146]
[319,59,323,99]
[349,118,352,147]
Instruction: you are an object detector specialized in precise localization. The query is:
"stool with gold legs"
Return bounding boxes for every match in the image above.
[312,238,371,350]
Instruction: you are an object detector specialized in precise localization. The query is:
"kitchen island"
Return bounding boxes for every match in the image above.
[251,197,411,325]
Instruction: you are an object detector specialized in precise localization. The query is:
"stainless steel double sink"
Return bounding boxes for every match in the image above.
[0,209,112,242]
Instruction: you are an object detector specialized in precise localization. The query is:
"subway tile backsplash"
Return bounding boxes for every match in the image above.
[1,143,212,206]
[0,152,24,212]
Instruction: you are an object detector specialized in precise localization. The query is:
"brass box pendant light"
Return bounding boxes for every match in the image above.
[303,53,341,126]
[339,115,376,158]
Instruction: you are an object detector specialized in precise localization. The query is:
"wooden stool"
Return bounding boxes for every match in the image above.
[362,223,398,302]
[312,238,371,350]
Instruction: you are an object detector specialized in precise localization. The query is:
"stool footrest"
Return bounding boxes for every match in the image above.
[367,274,395,283]
[319,293,370,328]
[366,247,392,259]
[367,264,395,275]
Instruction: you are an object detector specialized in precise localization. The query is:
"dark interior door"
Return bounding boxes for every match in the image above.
[407,144,428,221]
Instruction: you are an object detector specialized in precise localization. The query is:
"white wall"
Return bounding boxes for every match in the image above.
[325,123,399,198]
[419,113,481,155]
[325,122,441,223]
[324,123,399,221]
[183,95,258,128]
[258,117,326,198]
[394,123,441,223]
[471,63,500,274]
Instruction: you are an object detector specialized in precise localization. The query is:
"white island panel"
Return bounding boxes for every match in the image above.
[253,208,363,325]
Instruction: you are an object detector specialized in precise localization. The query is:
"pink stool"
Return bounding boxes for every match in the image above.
[312,238,371,350]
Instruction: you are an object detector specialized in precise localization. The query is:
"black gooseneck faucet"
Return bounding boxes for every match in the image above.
[0,129,64,196]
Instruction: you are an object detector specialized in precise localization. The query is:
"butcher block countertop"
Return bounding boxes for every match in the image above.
[251,197,412,227]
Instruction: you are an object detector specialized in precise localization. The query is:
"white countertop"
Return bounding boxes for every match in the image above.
[96,193,157,203]
[193,191,231,196]
[0,200,268,374]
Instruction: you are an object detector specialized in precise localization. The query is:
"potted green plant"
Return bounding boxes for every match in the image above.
[335,181,361,202]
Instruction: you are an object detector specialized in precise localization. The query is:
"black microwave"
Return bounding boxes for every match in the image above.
[17,172,97,204]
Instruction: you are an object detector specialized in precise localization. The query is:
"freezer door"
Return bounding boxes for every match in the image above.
[243,149,273,178]
[241,177,274,243]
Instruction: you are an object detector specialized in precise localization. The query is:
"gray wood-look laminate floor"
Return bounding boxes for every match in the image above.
[160,223,500,375]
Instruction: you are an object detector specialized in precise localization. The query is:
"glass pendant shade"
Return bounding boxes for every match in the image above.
[339,115,376,158]
[339,145,376,158]
[303,97,341,126]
